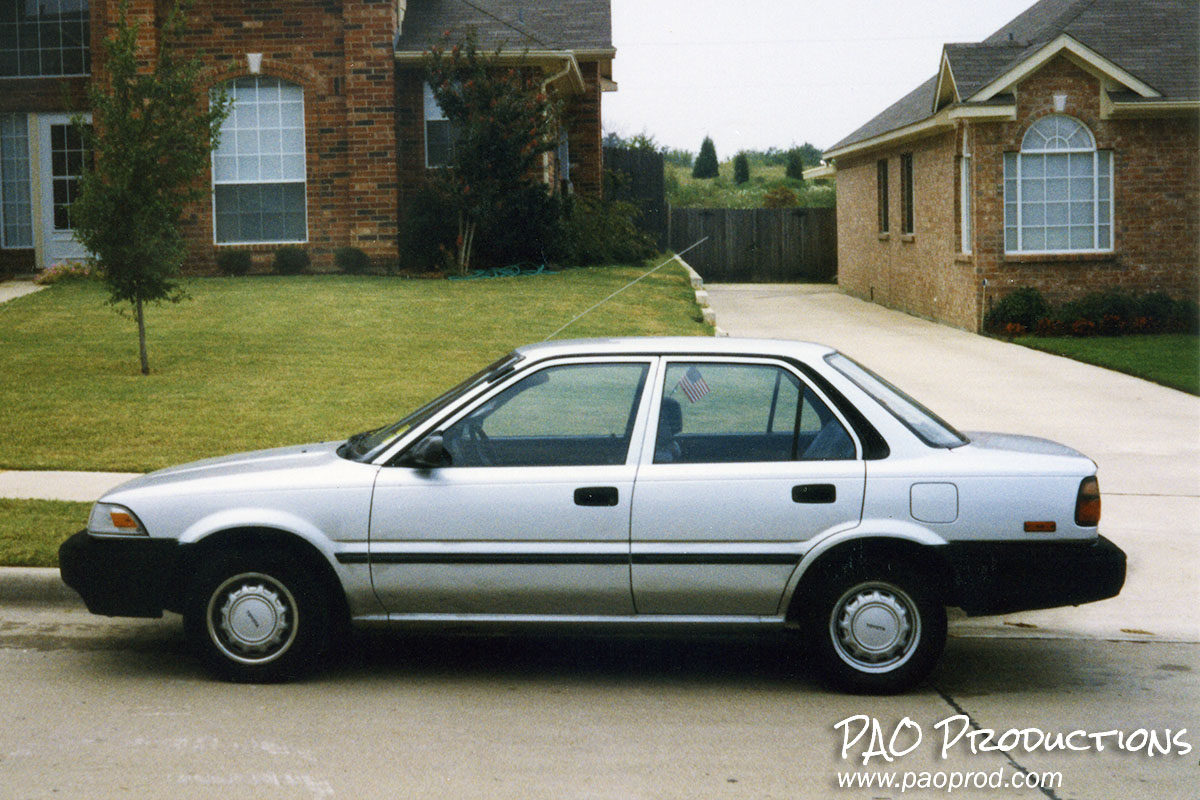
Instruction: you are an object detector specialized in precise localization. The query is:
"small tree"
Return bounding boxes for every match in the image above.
[785,149,806,181]
[425,37,563,275]
[72,0,229,374]
[692,136,719,179]
[733,152,750,184]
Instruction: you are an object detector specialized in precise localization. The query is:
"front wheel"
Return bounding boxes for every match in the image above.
[804,562,946,694]
[185,552,330,682]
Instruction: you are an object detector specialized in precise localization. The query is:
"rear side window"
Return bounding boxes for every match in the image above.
[654,362,856,464]
[826,353,967,448]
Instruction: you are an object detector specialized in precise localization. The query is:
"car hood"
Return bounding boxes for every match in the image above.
[103,441,348,498]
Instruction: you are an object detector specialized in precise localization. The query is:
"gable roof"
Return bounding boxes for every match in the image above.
[395,0,613,54]
[827,0,1199,156]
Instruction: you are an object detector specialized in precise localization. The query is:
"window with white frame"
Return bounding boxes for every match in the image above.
[960,153,972,254]
[424,82,456,168]
[212,76,307,245]
[1004,115,1112,253]
[0,0,90,78]
[0,113,33,248]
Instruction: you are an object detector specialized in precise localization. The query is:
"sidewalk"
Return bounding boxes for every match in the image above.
[0,470,141,502]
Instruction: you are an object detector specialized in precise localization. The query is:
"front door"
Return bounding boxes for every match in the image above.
[38,113,90,266]
[368,359,655,616]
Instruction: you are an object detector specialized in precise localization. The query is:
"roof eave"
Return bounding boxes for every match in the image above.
[969,33,1162,102]
[823,111,955,161]
[395,49,587,93]
[933,50,960,113]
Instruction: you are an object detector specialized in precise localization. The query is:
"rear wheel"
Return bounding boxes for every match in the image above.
[185,551,330,682]
[805,561,946,694]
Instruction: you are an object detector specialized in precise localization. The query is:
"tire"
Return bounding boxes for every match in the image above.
[184,551,330,682]
[804,560,946,694]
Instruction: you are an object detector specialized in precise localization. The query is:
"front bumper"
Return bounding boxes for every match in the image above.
[59,530,182,618]
[943,535,1126,616]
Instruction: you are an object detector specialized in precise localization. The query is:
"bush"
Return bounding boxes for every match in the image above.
[34,261,95,285]
[985,287,1049,333]
[334,246,370,275]
[785,150,806,181]
[272,246,310,275]
[733,153,750,185]
[692,136,719,179]
[553,195,656,266]
[763,186,798,208]
[215,250,252,276]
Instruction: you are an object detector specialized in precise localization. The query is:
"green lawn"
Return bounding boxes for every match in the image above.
[0,499,90,567]
[0,264,708,472]
[1015,334,1199,395]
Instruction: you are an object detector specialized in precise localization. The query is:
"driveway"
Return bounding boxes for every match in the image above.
[707,283,1200,643]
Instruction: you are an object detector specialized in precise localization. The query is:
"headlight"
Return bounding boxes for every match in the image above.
[87,503,148,536]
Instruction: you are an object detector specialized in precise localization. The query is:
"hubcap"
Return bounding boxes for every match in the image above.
[207,573,298,665]
[830,582,920,672]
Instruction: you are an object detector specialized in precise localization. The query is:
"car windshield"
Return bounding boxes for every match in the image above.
[825,353,968,448]
[338,352,522,462]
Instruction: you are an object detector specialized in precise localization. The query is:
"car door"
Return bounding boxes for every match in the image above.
[368,358,655,616]
[630,358,865,616]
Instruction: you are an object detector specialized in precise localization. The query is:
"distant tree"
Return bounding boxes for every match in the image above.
[692,136,719,179]
[663,148,694,168]
[785,149,806,181]
[733,152,750,184]
[72,0,230,375]
[425,36,563,275]
[603,129,661,152]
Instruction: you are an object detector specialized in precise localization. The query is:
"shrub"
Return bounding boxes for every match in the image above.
[272,246,310,275]
[785,150,806,181]
[34,261,95,285]
[733,152,750,185]
[399,183,459,273]
[215,250,252,276]
[334,246,371,275]
[763,186,798,208]
[985,287,1049,332]
[553,195,656,266]
[692,136,719,179]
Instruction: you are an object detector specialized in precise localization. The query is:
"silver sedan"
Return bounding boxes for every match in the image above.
[60,338,1125,693]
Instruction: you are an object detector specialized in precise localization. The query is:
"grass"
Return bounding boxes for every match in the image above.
[1014,334,1199,395]
[666,162,835,209]
[0,499,90,567]
[0,264,709,472]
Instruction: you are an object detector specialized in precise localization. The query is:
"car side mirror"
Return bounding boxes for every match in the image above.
[400,434,450,470]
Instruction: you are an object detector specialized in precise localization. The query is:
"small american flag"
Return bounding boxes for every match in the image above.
[675,366,711,403]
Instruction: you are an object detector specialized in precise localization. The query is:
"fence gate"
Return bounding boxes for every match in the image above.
[668,207,837,283]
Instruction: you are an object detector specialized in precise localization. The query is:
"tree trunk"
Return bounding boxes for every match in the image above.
[136,296,149,375]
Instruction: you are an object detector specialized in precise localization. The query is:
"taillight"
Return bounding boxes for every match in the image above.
[1075,476,1101,527]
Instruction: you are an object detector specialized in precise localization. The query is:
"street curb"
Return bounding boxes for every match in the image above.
[675,255,727,337]
[0,566,82,608]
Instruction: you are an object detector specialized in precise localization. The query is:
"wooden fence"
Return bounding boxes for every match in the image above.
[668,207,837,283]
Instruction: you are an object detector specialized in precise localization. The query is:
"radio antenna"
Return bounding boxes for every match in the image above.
[543,237,709,341]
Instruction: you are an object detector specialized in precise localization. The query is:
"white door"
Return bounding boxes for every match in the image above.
[38,113,90,266]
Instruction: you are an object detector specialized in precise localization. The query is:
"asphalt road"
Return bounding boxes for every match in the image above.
[0,607,1196,800]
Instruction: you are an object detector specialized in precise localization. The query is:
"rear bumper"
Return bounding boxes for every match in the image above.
[943,535,1126,616]
[59,530,182,618]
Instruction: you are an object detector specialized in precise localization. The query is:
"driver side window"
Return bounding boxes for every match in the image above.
[441,363,649,467]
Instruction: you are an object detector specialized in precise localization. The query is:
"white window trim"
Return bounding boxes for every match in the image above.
[0,0,91,80]
[1005,116,1113,255]
[423,82,454,169]
[211,76,309,246]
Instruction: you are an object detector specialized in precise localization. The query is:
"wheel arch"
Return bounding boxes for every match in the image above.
[169,526,349,627]
[783,533,953,624]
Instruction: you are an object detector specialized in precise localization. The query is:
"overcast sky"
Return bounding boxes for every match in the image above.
[604,0,1038,157]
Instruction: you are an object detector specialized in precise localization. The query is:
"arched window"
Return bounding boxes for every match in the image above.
[1004,115,1112,253]
[212,76,307,244]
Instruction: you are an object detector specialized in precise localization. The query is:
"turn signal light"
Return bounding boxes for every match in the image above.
[109,511,139,529]
[1075,476,1101,527]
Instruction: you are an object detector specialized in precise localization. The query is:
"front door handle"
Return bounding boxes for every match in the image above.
[575,486,619,507]
[793,484,836,504]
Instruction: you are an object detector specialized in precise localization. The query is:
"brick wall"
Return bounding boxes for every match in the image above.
[125,0,400,273]
[836,131,979,329]
[837,54,1200,331]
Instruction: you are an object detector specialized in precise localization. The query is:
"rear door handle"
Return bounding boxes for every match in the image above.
[793,484,836,504]
[575,486,619,507]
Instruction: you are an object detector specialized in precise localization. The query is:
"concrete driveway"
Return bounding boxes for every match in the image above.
[707,283,1199,643]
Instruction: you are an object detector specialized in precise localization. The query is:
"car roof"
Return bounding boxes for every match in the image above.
[514,337,837,362]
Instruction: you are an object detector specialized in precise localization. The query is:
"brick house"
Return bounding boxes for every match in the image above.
[822,0,1199,331]
[0,0,615,274]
